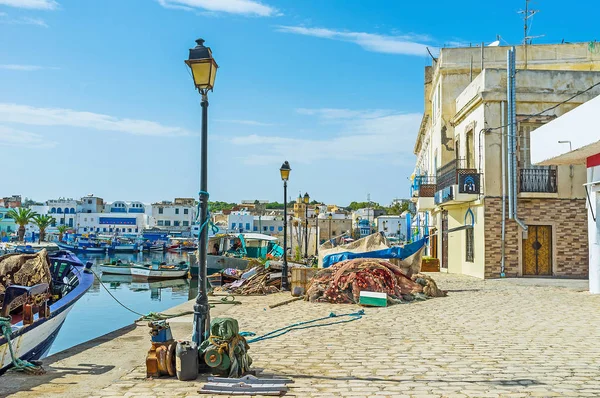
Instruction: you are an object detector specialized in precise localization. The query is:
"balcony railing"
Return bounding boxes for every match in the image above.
[519,167,557,193]
[412,175,436,198]
[436,159,478,191]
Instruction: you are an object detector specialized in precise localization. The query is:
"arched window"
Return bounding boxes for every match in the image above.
[57,208,63,214]
[70,208,75,214]
[50,208,56,213]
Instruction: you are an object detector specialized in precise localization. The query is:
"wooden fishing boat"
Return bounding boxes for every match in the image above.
[130,263,189,280]
[0,250,94,374]
[99,261,134,275]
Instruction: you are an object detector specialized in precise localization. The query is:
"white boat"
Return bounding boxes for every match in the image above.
[99,263,134,275]
[0,251,94,374]
[130,266,188,280]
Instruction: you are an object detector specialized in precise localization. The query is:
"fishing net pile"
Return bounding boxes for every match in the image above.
[213,259,282,295]
[0,250,52,299]
[306,258,446,304]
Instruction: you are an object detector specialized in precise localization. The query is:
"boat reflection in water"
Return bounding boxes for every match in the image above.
[100,274,190,301]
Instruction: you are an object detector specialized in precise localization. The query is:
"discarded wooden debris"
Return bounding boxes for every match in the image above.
[268,296,303,309]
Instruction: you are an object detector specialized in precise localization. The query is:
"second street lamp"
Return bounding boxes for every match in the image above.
[303,192,309,258]
[280,161,291,290]
[185,38,218,348]
[328,213,333,241]
[314,205,320,256]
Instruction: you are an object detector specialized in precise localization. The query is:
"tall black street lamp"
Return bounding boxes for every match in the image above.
[328,213,333,241]
[185,38,218,347]
[280,161,291,290]
[314,205,320,256]
[303,192,309,258]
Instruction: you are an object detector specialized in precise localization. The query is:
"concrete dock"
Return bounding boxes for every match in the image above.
[1,274,599,398]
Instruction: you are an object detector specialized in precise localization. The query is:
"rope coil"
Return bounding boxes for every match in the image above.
[0,316,45,374]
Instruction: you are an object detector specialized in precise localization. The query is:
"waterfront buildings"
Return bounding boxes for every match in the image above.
[150,198,197,233]
[377,215,408,241]
[0,208,17,238]
[0,195,21,208]
[530,93,600,293]
[411,42,600,278]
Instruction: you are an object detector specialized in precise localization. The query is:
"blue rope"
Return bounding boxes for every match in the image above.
[243,310,365,344]
[196,191,219,236]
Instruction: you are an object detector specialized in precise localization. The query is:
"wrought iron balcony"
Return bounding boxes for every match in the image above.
[519,167,558,193]
[435,159,480,205]
[411,175,436,198]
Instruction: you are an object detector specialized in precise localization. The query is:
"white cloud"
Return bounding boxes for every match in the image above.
[229,108,421,165]
[0,0,58,9]
[0,126,56,148]
[275,26,434,56]
[214,119,276,127]
[157,0,278,16]
[0,64,58,71]
[296,108,396,120]
[0,103,191,137]
[0,13,48,27]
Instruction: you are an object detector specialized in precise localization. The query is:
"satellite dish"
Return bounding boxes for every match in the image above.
[488,40,500,47]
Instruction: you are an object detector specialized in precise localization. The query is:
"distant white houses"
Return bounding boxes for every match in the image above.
[376,215,408,241]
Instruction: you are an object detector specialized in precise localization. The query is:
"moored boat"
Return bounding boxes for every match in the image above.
[130,263,189,280]
[99,261,134,275]
[0,250,94,374]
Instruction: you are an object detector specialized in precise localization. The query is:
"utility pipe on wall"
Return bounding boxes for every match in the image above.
[500,101,506,277]
[507,46,529,232]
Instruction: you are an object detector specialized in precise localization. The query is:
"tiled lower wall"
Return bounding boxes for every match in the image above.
[484,197,588,278]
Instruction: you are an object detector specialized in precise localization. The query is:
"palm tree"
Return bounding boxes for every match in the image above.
[56,225,69,242]
[6,208,38,242]
[33,215,55,242]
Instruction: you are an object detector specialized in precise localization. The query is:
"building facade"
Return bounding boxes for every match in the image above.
[411,43,600,279]
[530,93,600,293]
[377,215,408,241]
[150,198,196,232]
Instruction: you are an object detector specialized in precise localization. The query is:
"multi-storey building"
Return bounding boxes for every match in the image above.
[411,43,600,278]
[78,195,105,213]
[150,198,197,233]
[0,195,21,208]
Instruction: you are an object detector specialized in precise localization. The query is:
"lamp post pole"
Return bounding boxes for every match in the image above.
[303,192,309,258]
[185,38,218,348]
[280,161,291,290]
[315,210,319,256]
[282,180,288,289]
[328,214,332,241]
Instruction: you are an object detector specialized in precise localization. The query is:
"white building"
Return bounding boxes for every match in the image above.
[227,210,253,233]
[377,215,408,241]
[78,195,105,214]
[30,198,78,228]
[150,198,196,232]
[76,212,147,235]
[253,215,284,235]
[531,94,600,293]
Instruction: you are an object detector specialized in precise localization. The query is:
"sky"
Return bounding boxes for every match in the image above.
[0,0,596,206]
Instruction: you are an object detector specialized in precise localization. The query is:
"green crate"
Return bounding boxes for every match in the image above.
[359,291,387,307]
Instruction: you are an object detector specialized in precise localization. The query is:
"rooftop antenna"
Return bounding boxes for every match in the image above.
[519,0,544,69]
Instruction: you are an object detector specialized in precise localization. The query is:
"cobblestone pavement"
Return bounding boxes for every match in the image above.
[89,273,600,398]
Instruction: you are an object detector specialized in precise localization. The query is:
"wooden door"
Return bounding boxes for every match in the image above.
[441,211,448,269]
[523,225,552,276]
[431,234,438,259]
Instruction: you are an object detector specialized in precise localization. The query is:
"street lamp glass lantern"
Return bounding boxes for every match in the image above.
[315,206,320,216]
[303,192,310,204]
[185,38,218,91]
[280,161,291,181]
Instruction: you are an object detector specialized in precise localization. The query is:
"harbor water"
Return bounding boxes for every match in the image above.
[48,251,197,356]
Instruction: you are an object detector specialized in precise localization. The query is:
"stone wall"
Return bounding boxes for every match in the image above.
[484,197,588,278]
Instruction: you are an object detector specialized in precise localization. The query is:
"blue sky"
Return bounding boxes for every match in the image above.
[0,0,595,206]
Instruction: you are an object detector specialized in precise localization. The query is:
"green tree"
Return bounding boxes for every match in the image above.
[6,208,38,242]
[209,201,237,212]
[57,224,70,242]
[33,215,55,242]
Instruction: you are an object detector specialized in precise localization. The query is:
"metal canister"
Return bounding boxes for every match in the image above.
[175,340,198,381]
